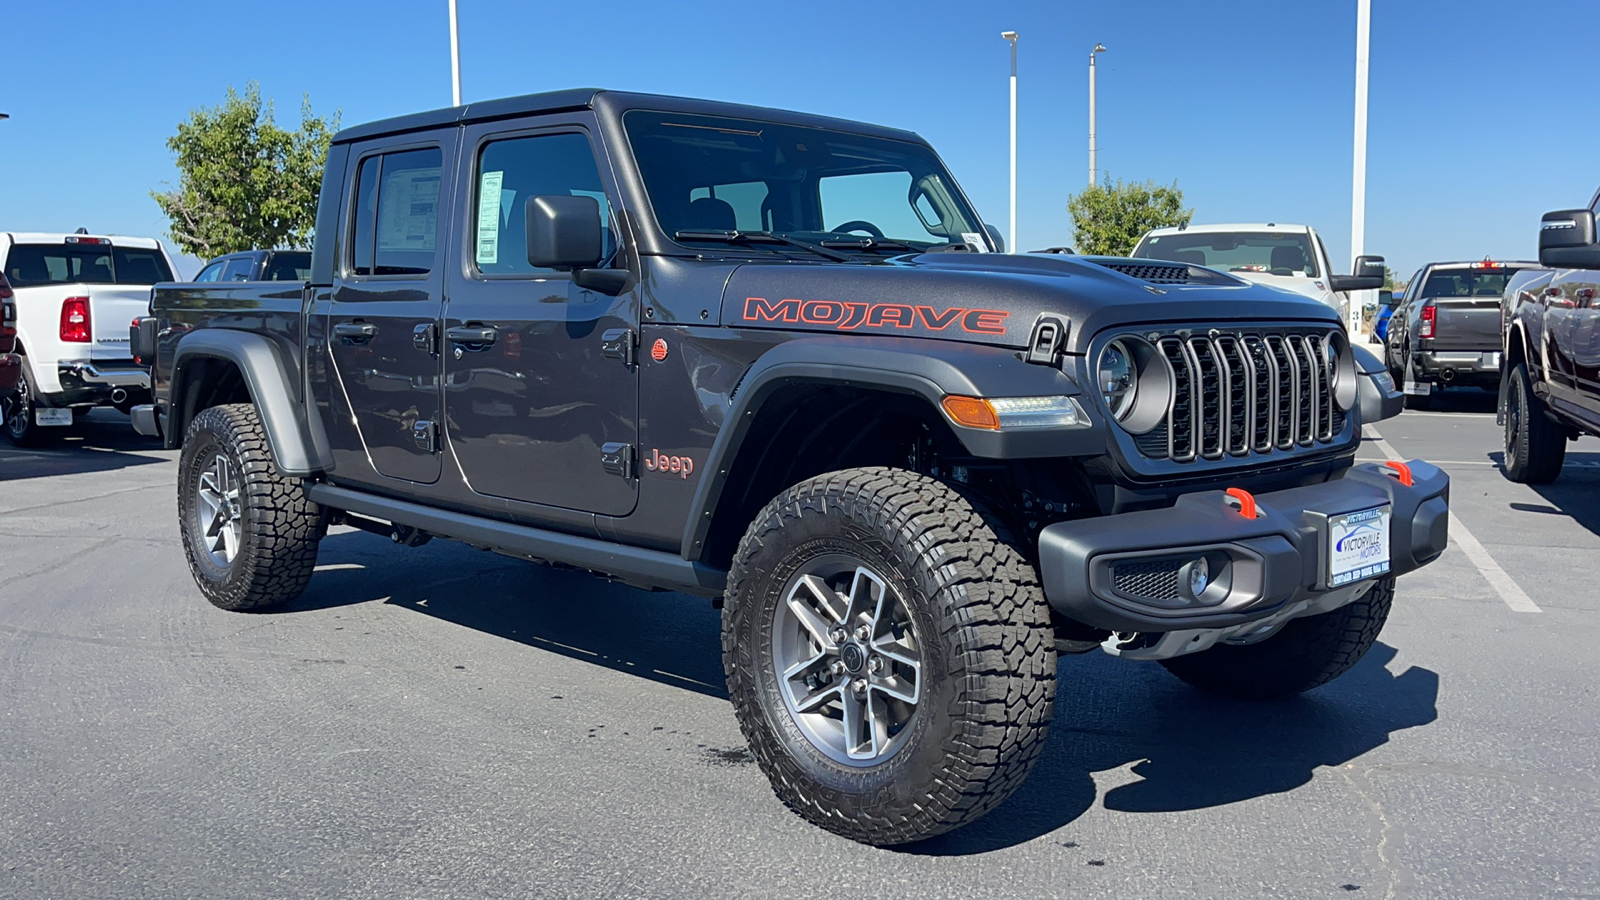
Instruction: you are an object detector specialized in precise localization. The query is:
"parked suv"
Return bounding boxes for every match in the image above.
[2,231,177,444]
[194,249,311,283]
[1501,199,1600,482]
[135,90,1447,846]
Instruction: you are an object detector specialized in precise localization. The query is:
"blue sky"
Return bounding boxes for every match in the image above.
[2,0,1595,279]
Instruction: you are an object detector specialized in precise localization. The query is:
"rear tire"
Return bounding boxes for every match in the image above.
[3,354,60,447]
[178,403,325,611]
[723,467,1056,845]
[1159,577,1395,701]
[1503,362,1565,484]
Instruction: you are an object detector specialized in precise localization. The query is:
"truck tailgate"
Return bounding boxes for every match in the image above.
[1430,297,1501,351]
[86,285,152,359]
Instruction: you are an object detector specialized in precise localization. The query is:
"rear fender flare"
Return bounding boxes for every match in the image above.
[679,336,1102,560]
[170,330,331,476]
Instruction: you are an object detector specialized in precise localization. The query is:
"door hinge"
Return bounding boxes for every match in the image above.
[600,441,634,479]
[1025,314,1069,367]
[600,328,636,367]
[412,419,438,452]
[413,322,438,355]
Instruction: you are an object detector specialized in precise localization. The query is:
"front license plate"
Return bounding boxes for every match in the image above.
[34,408,72,426]
[1328,506,1391,587]
[1481,351,1501,368]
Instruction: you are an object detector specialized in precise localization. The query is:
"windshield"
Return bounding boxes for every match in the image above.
[623,110,987,254]
[1420,267,1521,298]
[4,243,174,287]
[1133,231,1320,278]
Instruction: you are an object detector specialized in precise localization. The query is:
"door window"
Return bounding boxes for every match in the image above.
[194,261,225,282]
[472,132,615,276]
[348,147,444,277]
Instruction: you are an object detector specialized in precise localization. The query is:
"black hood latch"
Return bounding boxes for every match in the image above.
[1024,314,1070,367]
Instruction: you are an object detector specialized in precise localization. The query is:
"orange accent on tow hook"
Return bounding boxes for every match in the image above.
[1384,460,1414,487]
[1225,487,1258,519]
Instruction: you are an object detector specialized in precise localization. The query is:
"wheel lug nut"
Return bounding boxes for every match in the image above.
[867,656,883,674]
[831,661,845,675]
[852,678,868,695]
[854,625,871,641]
[829,627,847,644]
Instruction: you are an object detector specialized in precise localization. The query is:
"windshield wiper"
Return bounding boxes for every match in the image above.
[817,237,919,254]
[674,230,852,262]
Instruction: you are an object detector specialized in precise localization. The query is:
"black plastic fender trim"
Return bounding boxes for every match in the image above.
[170,329,333,476]
[678,336,1106,560]
[307,484,728,597]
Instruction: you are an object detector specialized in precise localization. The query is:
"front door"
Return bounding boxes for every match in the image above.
[442,118,639,516]
[327,140,454,485]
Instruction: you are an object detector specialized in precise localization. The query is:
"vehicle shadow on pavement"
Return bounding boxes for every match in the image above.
[0,417,167,482]
[1486,451,1600,538]
[901,642,1439,855]
[286,531,729,697]
[1415,386,1497,414]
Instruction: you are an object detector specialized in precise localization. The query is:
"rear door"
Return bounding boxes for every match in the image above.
[441,115,639,516]
[326,136,456,486]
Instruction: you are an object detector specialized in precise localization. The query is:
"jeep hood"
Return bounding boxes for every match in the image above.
[719,253,1343,355]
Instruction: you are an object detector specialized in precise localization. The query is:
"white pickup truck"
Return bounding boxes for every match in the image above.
[1,232,177,445]
[1131,222,1383,325]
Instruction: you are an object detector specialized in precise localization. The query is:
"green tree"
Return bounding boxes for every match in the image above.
[1066,177,1193,257]
[152,83,339,258]
[1382,266,1404,291]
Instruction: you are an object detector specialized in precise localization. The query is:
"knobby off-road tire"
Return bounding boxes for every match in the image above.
[723,467,1056,845]
[3,354,59,448]
[1160,576,1396,701]
[1503,362,1565,484]
[178,403,324,612]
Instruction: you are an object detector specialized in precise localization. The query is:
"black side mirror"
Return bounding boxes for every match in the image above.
[1329,254,1386,293]
[527,195,603,269]
[1379,289,1397,309]
[982,223,1006,253]
[1539,209,1600,268]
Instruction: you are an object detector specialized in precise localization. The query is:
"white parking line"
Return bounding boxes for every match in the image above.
[1366,428,1542,613]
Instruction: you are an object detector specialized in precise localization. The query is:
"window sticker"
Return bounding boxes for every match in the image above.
[377,167,441,252]
[476,170,504,265]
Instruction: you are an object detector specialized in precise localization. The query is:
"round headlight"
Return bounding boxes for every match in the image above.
[1099,339,1137,419]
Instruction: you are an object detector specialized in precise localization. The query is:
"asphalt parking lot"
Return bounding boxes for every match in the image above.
[2,393,1597,899]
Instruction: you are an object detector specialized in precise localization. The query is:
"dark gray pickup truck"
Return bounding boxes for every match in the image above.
[132,89,1448,846]
[1387,259,1535,409]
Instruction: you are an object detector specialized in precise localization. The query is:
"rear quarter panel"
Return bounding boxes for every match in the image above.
[151,282,308,407]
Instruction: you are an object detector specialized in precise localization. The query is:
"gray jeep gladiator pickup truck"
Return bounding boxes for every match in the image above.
[133,89,1448,846]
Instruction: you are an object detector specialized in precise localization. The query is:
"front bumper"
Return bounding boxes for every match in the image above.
[1038,460,1449,636]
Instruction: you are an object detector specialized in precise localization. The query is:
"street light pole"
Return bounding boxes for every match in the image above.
[1089,43,1106,186]
[1001,31,1018,253]
[1349,0,1370,334]
[448,0,463,106]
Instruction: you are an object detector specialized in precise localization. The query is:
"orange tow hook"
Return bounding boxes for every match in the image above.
[1383,460,1414,487]
[1224,487,1258,519]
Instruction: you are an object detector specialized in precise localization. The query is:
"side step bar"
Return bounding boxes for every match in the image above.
[305,484,727,598]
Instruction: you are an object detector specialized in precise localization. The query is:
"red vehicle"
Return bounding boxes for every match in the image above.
[0,273,20,399]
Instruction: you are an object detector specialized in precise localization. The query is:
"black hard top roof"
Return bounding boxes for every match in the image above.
[331,89,924,146]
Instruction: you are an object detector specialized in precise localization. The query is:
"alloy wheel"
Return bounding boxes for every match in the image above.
[771,557,923,766]
[195,453,243,567]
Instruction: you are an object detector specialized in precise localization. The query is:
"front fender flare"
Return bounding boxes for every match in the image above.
[680,336,1105,559]
[171,330,332,476]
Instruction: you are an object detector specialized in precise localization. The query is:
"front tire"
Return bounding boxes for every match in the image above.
[1503,362,1565,483]
[1159,577,1395,700]
[723,467,1056,845]
[178,403,324,611]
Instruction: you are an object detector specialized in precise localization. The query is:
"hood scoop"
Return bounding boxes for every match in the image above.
[1078,257,1244,286]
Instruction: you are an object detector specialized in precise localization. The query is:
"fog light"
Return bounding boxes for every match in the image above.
[1181,557,1210,598]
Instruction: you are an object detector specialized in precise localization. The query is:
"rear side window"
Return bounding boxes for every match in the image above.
[194,261,225,282]
[264,252,311,281]
[349,147,444,276]
[4,244,174,287]
[472,132,614,276]
[221,257,255,282]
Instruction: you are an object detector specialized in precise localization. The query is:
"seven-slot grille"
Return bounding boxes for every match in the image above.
[1131,329,1346,463]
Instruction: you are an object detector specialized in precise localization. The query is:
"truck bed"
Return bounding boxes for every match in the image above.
[149,281,310,396]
